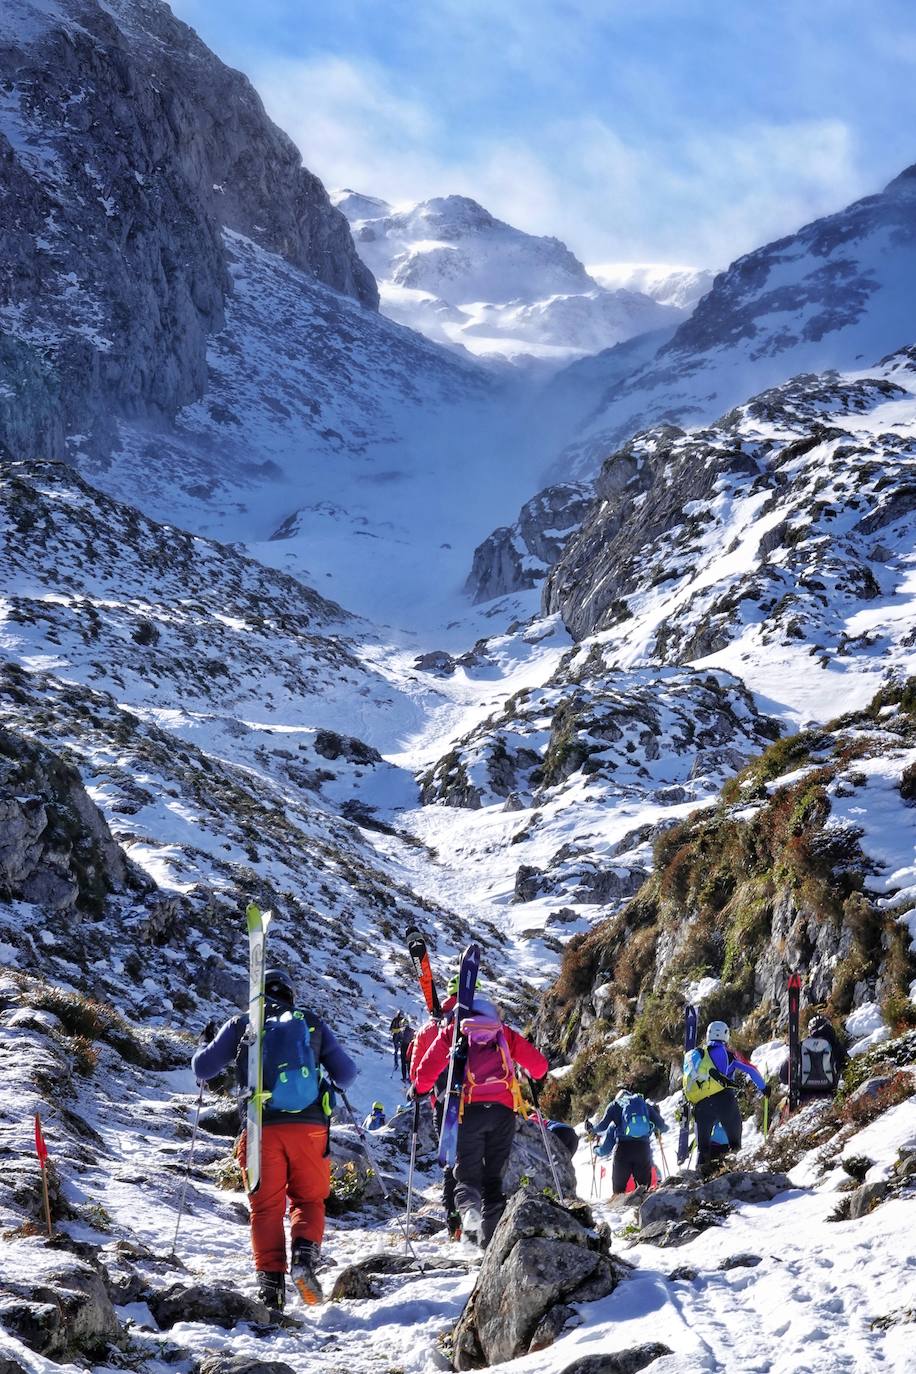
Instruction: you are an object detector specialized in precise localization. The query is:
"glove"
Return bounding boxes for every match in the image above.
[528,1074,543,1105]
[199,1018,217,1044]
[405,1082,418,1102]
[584,1119,596,1139]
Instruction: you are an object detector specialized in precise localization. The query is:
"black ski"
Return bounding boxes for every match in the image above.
[788,972,802,1112]
[437,942,480,1167]
[676,1004,698,1165]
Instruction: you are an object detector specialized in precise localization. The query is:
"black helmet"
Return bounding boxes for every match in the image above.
[264,968,295,1004]
[808,1014,829,1036]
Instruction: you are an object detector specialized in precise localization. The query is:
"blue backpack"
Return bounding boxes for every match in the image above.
[262,1010,320,1112]
[619,1091,653,1138]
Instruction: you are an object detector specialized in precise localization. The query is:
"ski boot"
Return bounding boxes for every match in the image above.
[257,1271,285,1312]
[460,1206,482,1248]
[290,1238,323,1306]
[446,1210,463,1241]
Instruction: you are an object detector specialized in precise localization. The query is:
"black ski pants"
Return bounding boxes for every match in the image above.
[611,1137,653,1193]
[693,1089,742,1164]
[454,1101,516,1246]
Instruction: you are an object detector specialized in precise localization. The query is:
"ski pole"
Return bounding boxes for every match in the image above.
[588,1138,598,1200]
[170,1081,204,1257]
[656,1132,670,1180]
[527,1077,565,1199]
[762,1093,770,1138]
[404,1096,421,1253]
[338,1089,425,1270]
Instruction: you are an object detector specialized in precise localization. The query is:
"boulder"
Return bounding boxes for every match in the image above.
[452,1190,622,1370]
[558,1347,673,1374]
[0,1258,121,1360]
[199,1358,297,1374]
[148,1284,268,1330]
[848,1180,890,1220]
[504,1116,578,1198]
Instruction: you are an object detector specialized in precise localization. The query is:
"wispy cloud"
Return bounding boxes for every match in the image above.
[256,53,866,268]
[170,0,916,271]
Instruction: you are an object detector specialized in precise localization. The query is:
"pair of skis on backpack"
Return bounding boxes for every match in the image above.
[405,926,479,1168]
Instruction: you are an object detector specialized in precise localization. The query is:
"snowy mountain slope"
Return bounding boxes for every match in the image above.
[555,163,916,480]
[333,190,686,368]
[543,349,916,724]
[76,229,525,625]
[0,0,375,463]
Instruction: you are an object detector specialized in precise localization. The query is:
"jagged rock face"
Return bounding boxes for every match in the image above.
[544,353,916,663]
[0,725,137,914]
[0,0,376,461]
[465,482,594,603]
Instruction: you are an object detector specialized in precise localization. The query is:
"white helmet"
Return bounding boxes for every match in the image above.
[706,1020,730,1044]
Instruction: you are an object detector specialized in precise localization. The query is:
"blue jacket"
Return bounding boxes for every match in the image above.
[592,1095,667,1156]
[703,1042,766,1093]
[192,1005,357,1127]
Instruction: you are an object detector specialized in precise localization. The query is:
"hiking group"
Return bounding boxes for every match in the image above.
[190,920,844,1315]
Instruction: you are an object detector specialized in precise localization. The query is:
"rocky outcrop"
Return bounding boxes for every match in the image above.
[0,725,137,915]
[0,1257,121,1361]
[465,482,595,603]
[544,357,916,649]
[0,0,376,461]
[537,680,916,1119]
[452,1191,624,1370]
[635,1170,792,1247]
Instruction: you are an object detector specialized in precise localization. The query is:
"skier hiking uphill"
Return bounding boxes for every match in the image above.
[413,981,548,1248]
[192,967,357,1311]
[586,1087,668,1194]
[363,1101,387,1130]
[779,1012,848,1098]
[683,1020,766,1167]
[389,1010,414,1082]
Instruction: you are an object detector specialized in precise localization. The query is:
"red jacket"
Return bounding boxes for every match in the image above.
[413,1010,548,1109]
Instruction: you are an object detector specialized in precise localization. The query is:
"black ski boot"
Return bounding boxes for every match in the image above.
[290,1238,323,1306]
[446,1210,462,1241]
[257,1271,285,1312]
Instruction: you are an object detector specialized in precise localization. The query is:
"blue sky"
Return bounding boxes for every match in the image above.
[170,0,916,269]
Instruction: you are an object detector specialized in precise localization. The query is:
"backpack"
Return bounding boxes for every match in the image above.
[800,1036,836,1092]
[262,1009,320,1112]
[683,1047,728,1104]
[618,1091,653,1138]
[460,1011,516,1101]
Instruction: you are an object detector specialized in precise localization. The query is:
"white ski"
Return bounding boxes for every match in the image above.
[245,901,272,1193]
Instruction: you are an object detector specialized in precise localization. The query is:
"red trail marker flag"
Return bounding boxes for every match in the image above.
[34,1113,52,1236]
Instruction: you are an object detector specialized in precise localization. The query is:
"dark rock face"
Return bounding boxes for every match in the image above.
[0,725,137,915]
[465,482,595,603]
[199,1359,297,1374]
[0,0,376,461]
[452,1190,622,1370]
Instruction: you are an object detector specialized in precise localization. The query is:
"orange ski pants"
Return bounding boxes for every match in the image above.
[238,1123,331,1272]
